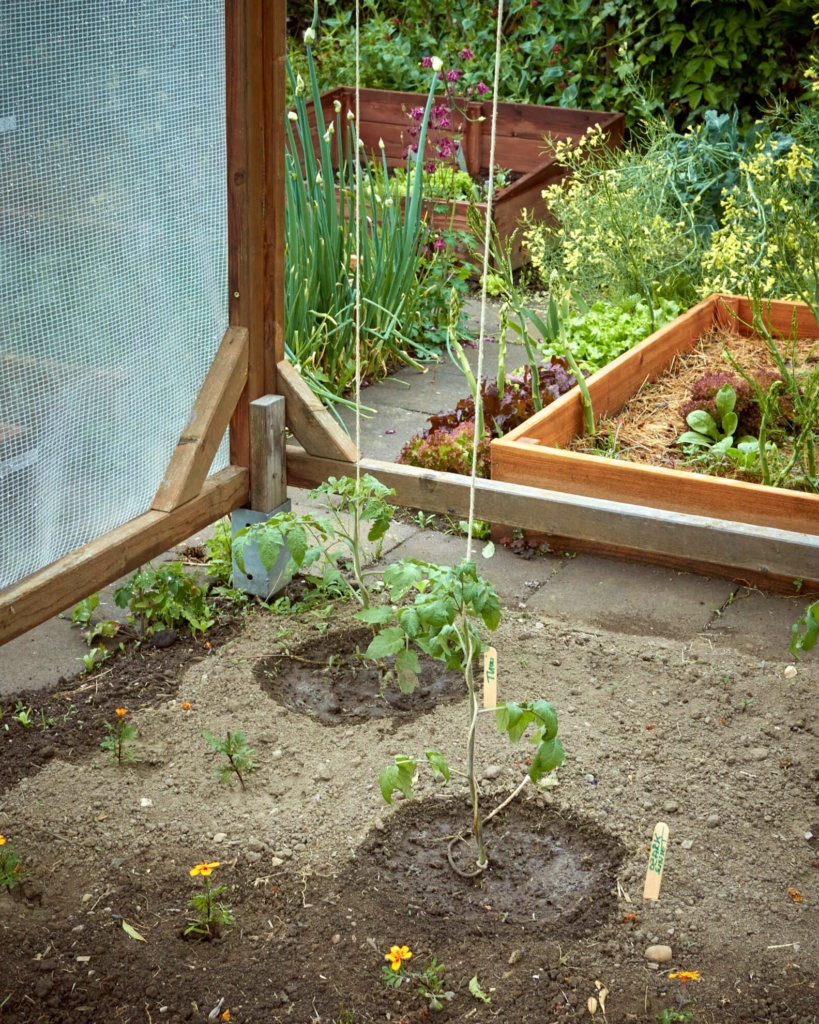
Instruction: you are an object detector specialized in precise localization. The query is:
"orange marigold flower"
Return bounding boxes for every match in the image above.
[180,701,192,711]
[190,861,221,878]
[221,1011,231,1022]
[0,836,5,846]
[115,708,127,718]
[669,971,701,983]
[384,944,413,971]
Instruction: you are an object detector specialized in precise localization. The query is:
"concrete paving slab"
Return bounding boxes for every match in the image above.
[704,586,808,659]
[524,555,734,642]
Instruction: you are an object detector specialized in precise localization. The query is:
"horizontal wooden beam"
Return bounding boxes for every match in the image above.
[153,326,249,512]
[286,447,819,593]
[0,467,249,645]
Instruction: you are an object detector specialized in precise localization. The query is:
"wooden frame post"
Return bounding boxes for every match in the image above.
[226,0,286,482]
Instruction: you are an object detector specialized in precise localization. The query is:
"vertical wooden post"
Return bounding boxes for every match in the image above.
[250,394,286,511]
[225,0,286,480]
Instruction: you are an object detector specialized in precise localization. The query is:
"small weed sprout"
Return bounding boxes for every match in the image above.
[184,861,234,939]
[381,945,450,1011]
[204,730,259,790]
[100,708,137,765]
[0,835,26,892]
[11,702,33,729]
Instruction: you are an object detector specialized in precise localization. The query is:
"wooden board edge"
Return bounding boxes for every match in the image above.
[0,467,249,646]
[285,447,819,587]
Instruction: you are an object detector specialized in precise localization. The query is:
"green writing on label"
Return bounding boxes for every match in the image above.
[648,833,666,873]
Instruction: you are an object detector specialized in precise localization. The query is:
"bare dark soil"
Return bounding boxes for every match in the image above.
[0,599,816,1024]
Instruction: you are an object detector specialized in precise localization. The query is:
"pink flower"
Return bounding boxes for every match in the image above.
[433,235,446,251]
[409,106,425,121]
[446,68,463,83]
[460,47,474,61]
[552,43,562,54]
[421,56,433,68]
[476,81,489,95]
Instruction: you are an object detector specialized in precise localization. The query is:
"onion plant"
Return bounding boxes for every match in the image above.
[284,44,445,416]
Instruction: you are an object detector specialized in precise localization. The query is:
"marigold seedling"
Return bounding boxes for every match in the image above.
[100,707,137,765]
[184,861,234,939]
[0,835,26,892]
[204,730,259,790]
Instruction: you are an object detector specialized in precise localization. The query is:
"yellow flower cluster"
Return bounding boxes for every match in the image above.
[701,139,817,300]
[190,861,220,878]
[384,944,413,971]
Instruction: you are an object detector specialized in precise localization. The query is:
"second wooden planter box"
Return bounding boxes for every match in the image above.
[491,295,819,537]
[306,87,624,269]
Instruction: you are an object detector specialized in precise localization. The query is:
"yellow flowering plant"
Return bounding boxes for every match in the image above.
[380,945,449,1010]
[184,861,234,939]
[100,707,137,765]
[0,835,27,892]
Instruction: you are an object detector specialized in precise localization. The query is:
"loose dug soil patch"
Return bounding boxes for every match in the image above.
[0,601,817,1023]
[254,622,465,725]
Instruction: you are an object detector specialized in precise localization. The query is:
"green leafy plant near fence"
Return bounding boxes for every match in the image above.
[293,0,817,127]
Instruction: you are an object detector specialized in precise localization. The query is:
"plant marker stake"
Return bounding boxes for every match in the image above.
[643,821,669,900]
[483,647,497,709]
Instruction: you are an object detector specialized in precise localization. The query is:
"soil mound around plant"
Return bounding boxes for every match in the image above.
[254,623,466,725]
[346,796,625,938]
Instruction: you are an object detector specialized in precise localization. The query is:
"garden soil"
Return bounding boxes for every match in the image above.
[0,586,817,1024]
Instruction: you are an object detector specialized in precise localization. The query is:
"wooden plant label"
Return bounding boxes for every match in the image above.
[643,821,669,900]
[483,647,498,709]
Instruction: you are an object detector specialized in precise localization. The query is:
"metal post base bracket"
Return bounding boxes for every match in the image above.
[231,502,292,599]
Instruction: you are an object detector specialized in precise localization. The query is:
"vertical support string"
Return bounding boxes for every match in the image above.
[465,0,505,564]
[353,0,362,485]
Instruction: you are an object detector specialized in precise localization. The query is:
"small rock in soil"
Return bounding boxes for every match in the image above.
[645,944,673,963]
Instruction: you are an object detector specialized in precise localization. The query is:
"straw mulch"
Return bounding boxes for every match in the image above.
[567,327,817,477]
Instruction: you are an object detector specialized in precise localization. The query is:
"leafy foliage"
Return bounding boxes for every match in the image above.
[204,730,260,791]
[285,42,464,414]
[113,561,214,637]
[397,358,578,477]
[399,421,492,477]
[296,0,817,128]
[233,474,394,606]
[791,600,819,658]
[559,295,682,371]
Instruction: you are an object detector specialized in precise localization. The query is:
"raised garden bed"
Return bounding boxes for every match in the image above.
[305,86,624,268]
[491,294,819,540]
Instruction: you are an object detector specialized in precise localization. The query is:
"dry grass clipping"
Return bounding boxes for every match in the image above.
[568,327,818,478]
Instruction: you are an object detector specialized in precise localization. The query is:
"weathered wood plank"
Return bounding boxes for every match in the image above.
[0,467,249,645]
[152,327,249,512]
[250,394,286,511]
[226,0,267,470]
[277,359,358,463]
[285,447,819,588]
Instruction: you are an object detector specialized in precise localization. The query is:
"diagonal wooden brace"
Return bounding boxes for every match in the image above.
[152,326,249,512]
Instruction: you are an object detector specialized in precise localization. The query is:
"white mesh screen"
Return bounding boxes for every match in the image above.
[1,1,228,590]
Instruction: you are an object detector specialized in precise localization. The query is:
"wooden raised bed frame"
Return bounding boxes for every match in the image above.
[491,295,819,537]
[307,87,624,269]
